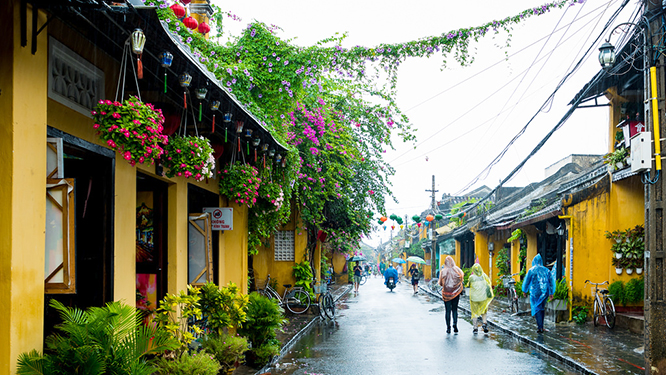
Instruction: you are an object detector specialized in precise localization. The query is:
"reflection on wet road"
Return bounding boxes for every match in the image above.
[269,277,579,374]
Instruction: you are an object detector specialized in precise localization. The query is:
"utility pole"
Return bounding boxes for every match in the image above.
[645,0,666,372]
[425,175,438,278]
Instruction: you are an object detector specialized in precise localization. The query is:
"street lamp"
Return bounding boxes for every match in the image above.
[488,241,494,257]
[598,22,641,70]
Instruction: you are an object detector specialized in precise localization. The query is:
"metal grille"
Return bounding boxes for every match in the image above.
[274,230,295,261]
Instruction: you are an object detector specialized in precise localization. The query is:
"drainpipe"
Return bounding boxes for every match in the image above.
[558,215,573,321]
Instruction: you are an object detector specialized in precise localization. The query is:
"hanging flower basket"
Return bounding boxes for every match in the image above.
[92,96,168,166]
[219,162,261,207]
[162,135,215,181]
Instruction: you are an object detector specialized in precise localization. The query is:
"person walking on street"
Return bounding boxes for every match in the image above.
[396,263,403,281]
[522,254,555,334]
[439,256,464,334]
[467,263,494,334]
[353,262,363,294]
[409,264,420,294]
[379,262,386,276]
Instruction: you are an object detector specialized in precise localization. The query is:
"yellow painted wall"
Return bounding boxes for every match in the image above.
[0,4,49,374]
[473,231,492,282]
[251,209,307,296]
[564,175,644,305]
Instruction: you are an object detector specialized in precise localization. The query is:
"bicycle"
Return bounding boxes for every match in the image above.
[428,278,442,295]
[257,274,311,314]
[360,272,369,285]
[585,280,615,329]
[314,281,335,319]
[501,272,521,314]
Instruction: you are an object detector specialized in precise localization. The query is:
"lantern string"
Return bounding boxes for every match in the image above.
[164,71,167,94]
[114,40,141,102]
[212,114,216,133]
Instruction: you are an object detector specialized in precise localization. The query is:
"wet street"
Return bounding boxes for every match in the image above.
[268,277,577,375]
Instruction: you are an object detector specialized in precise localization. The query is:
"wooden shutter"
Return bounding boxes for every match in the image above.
[47,137,64,179]
[45,178,76,294]
[188,213,213,285]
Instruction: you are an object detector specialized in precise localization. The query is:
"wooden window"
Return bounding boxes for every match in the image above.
[274,230,295,261]
[45,178,76,294]
[188,213,213,285]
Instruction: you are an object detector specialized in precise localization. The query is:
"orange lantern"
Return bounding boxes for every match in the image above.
[380,216,388,223]
[426,214,434,222]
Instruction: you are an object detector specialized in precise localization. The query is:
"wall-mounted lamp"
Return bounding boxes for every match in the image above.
[557,225,565,237]
[488,241,494,256]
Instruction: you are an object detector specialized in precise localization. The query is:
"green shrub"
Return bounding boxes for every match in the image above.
[17,299,179,375]
[493,283,508,297]
[572,305,588,325]
[238,292,287,367]
[292,260,314,295]
[515,279,525,298]
[495,247,511,277]
[609,280,626,306]
[461,267,471,286]
[552,278,569,301]
[199,282,249,336]
[201,333,249,372]
[153,351,221,375]
[625,277,644,305]
[253,338,281,366]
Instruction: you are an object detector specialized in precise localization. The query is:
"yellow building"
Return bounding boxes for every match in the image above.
[0,1,290,373]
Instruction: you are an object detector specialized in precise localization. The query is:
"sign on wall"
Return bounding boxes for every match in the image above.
[203,207,233,230]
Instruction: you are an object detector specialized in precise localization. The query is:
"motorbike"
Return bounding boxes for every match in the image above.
[386,277,396,291]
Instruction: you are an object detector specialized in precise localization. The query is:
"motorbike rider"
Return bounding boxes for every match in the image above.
[384,264,399,287]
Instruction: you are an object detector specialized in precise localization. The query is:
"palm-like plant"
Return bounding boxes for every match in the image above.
[17,299,179,375]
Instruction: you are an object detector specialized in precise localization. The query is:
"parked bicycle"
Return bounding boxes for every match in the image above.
[501,272,521,314]
[428,278,442,295]
[585,280,616,329]
[257,274,311,314]
[360,272,369,285]
[314,280,335,319]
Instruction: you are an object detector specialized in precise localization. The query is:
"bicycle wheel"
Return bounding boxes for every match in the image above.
[360,275,367,285]
[316,294,327,319]
[604,297,616,329]
[510,288,519,314]
[322,292,335,319]
[286,289,311,314]
[593,298,601,327]
[258,289,273,300]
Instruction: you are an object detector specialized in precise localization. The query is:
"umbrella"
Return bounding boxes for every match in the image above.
[349,255,366,262]
[392,257,406,264]
[406,256,426,264]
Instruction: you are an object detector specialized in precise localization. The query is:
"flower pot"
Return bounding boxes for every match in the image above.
[615,252,622,259]
[616,268,623,275]
[636,268,643,275]
[626,268,634,275]
[616,162,624,170]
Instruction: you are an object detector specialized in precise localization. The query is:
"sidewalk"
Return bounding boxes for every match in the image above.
[233,282,352,375]
[420,284,645,374]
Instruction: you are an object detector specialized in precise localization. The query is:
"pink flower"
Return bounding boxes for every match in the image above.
[176,149,181,153]
[93,124,100,129]
[138,156,145,163]
[124,151,132,161]
[112,112,121,119]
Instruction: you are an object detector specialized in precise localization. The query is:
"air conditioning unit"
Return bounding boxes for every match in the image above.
[630,131,652,173]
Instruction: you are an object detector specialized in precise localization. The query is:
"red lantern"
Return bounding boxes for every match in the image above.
[426,214,434,222]
[317,230,328,242]
[180,0,192,4]
[417,223,422,228]
[198,22,211,35]
[183,16,198,30]
[170,3,186,18]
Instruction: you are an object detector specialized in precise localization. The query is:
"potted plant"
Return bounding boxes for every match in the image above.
[612,256,623,275]
[634,256,644,275]
[162,135,215,181]
[623,257,634,275]
[218,162,261,208]
[237,292,287,368]
[603,147,628,171]
[92,96,168,166]
[201,333,249,374]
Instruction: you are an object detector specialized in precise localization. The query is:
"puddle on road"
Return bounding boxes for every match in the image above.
[429,306,444,313]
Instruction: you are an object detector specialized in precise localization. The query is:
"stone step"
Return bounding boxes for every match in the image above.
[616,312,644,334]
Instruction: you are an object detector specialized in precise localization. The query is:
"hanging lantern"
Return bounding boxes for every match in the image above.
[252,138,261,147]
[130,29,146,55]
[170,3,186,18]
[435,214,443,221]
[223,112,232,123]
[383,225,387,231]
[417,223,422,228]
[211,143,224,159]
[412,215,421,223]
[424,221,430,226]
[195,88,207,122]
[209,100,220,132]
[380,216,388,223]
[179,72,192,109]
[426,214,434,222]
[183,16,198,30]
[198,22,211,35]
[235,121,245,134]
[245,129,253,138]
[391,225,395,230]
[400,225,404,229]
[268,149,275,157]
[131,29,146,79]
[180,0,192,4]
[276,154,282,163]
[159,51,173,93]
[281,157,287,168]
[261,144,269,153]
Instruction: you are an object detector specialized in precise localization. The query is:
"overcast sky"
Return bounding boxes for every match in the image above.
[217,0,638,247]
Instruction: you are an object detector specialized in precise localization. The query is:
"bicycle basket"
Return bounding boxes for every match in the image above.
[502,278,514,287]
[255,278,268,290]
[314,282,327,294]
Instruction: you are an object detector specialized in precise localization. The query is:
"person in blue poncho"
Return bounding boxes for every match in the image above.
[522,254,555,334]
